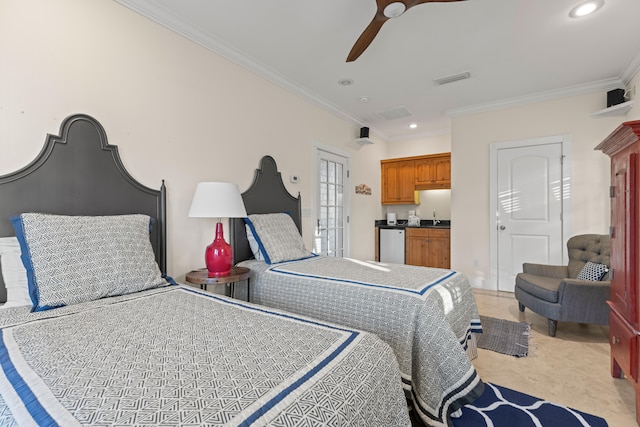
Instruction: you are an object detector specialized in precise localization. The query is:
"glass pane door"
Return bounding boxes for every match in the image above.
[315,150,348,257]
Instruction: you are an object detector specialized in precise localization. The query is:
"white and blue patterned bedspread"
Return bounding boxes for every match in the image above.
[0,285,410,426]
[239,256,485,427]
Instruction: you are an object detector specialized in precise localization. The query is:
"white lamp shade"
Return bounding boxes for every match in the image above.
[188,182,247,218]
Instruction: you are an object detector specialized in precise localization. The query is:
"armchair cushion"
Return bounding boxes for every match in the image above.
[522,263,568,279]
[576,261,609,281]
[515,273,562,303]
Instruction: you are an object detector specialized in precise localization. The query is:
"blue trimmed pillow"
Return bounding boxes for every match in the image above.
[244,213,314,264]
[11,213,172,312]
[576,261,609,281]
[0,237,31,308]
[245,224,265,261]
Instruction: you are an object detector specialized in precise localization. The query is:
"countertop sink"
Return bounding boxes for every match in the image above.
[376,221,450,229]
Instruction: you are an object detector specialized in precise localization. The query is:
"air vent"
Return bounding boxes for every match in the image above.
[434,71,471,86]
[375,106,414,121]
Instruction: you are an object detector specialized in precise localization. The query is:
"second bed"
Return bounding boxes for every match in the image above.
[231,156,485,427]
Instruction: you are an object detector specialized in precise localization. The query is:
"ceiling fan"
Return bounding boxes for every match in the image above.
[347,0,465,62]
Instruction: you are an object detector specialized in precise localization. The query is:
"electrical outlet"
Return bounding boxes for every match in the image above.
[473,259,480,268]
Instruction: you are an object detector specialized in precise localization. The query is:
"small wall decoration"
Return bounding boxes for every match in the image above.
[355,183,371,195]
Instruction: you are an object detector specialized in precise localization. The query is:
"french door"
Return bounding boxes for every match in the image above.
[314,147,350,257]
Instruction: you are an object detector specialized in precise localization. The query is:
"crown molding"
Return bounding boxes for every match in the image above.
[116,0,639,140]
[446,78,624,118]
[621,50,640,84]
[114,0,364,128]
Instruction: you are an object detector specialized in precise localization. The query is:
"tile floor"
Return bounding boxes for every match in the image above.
[472,289,636,427]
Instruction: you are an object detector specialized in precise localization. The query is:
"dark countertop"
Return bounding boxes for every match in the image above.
[375,219,451,229]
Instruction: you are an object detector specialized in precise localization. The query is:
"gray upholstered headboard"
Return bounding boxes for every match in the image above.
[230,155,301,265]
[0,114,167,274]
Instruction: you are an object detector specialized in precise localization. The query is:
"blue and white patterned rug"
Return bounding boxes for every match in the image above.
[452,383,608,427]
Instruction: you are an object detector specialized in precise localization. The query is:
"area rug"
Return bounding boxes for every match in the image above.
[452,383,608,427]
[477,315,530,357]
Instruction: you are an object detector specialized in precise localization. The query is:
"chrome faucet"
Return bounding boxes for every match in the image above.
[433,210,440,226]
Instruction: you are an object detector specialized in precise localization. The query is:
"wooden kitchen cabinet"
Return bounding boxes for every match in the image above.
[381,160,419,204]
[405,228,450,269]
[381,153,451,204]
[415,153,451,190]
[595,120,640,425]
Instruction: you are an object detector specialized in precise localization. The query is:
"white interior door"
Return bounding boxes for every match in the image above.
[314,147,350,257]
[494,139,568,292]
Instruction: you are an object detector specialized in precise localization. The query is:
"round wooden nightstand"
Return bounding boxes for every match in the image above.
[185,266,252,301]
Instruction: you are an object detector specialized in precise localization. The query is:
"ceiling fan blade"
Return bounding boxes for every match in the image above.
[346,0,465,62]
[408,0,465,7]
[346,17,387,62]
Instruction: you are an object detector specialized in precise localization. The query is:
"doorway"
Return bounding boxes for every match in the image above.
[313,144,351,257]
[489,135,572,292]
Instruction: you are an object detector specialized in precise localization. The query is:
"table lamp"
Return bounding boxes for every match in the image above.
[188,182,247,277]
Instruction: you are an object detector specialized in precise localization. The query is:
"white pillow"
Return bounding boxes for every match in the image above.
[0,236,32,308]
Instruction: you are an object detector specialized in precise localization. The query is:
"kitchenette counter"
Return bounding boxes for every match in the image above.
[375,219,451,229]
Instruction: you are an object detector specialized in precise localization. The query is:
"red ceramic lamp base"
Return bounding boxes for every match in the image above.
[205,222,233,277]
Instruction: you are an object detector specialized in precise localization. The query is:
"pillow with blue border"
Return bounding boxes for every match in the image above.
[244,213,315,264]
[11,213,174,312]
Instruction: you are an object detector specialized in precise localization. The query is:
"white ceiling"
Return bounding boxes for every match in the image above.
[116,0,640,142]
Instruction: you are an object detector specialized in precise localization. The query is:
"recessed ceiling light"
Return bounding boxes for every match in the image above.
[338,78,354,86]
[360,96,369,103]
[569,0,604,18]
[409,123,418,129]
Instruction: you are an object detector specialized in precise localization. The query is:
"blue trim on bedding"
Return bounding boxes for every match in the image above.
[270,262,458,296]
[0,330,57,425]
[181,286,358,333]
[240,331,358,426]
[180,286,361,426]
[9,215,40,311]
[243,217,270,264]
[469,319,483,334]
[162,274,177,285]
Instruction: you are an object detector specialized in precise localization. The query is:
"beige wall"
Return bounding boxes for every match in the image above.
[0,0,386,280]
[2,0,638,289]
[451,88,639,290]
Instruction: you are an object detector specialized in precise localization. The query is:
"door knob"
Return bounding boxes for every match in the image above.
[499,225,506,230]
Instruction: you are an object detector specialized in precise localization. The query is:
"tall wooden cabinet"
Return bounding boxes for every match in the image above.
[595,120,640,425]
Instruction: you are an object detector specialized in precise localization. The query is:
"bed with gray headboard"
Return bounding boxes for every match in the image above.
[0,114,166,303]
[0,115,409,426]
[231,155,486,426]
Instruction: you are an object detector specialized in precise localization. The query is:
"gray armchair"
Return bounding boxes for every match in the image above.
[514,234,610,337]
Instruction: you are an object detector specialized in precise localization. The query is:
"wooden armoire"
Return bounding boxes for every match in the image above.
[596,120,640,425]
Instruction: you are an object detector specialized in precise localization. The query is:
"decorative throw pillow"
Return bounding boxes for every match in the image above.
[576,261,609,281]
[11,213,172,312]
[245,224,264,261]
[244,213,314,264]
[0,237,31,308]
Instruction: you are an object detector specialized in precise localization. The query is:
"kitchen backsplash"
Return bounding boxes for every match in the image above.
[384,189,451,220]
